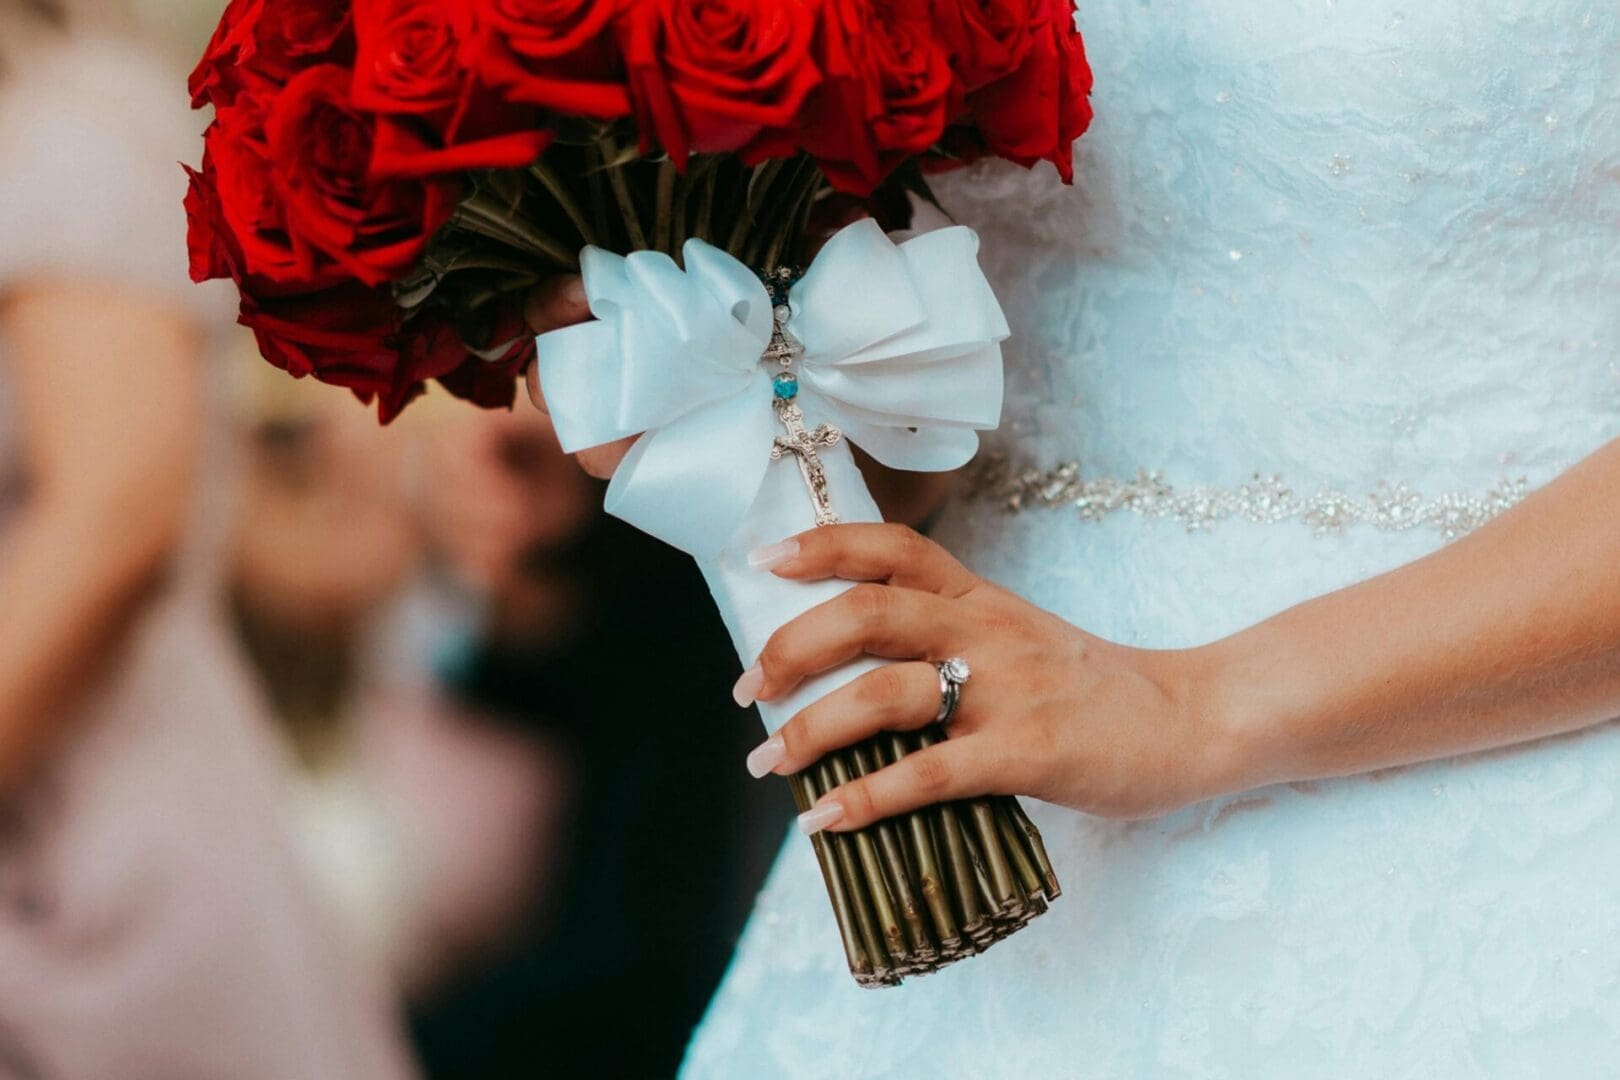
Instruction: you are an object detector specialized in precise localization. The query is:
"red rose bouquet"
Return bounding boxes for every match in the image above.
[187,0,1091,987]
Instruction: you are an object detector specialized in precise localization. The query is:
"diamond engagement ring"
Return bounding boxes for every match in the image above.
[934,657,971,725]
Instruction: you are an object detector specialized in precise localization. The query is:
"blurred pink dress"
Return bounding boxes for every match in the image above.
[0,40,417,1080]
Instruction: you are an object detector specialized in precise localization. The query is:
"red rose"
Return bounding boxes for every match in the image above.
[462,0,632,118]
[184,150,242,285]
[265,65,459,286]
[747,0,879,191]
[799,0,951,195]
[968,0,1092,182]
[240,285,525,422]
[621,0,822,167]
[241,283,404,391]
[352,0,465,114]
[379,316,497,421]
[200,93,348,288]
[931,0,1042,92]
[435,306,535,412]
[354,0,554,179]
[241,284,431,422]
[189,0,354,108]
[865,1,955,161]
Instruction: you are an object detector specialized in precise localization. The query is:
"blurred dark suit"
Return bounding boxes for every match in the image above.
[411,516,790,1079]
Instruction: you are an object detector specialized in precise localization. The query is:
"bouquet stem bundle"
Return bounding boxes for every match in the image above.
[426,138,1065,989]
[187,0,1091,990]
[790,729,1059,988]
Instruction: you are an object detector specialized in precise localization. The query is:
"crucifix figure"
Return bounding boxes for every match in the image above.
[762,293,844,527]
[772,398,844,527]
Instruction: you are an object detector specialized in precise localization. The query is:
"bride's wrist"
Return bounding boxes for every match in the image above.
[1187,627,1320,797]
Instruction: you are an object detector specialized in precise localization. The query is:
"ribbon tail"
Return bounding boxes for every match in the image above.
[603,381,778,560]
[536,318,633,454]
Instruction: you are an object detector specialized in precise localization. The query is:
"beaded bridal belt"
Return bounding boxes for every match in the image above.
[964,457,1530,540]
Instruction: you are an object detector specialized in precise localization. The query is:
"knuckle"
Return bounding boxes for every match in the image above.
[848,583,889,626]
[758,633,794,679]
[979,607,1031,640]
[910,752,954,797]
[858,666,906,711]
[895,526,933,565]
[775,717,806,761]
[841,780,877,824]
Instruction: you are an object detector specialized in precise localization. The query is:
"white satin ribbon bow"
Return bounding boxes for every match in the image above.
[536,218,1010,560]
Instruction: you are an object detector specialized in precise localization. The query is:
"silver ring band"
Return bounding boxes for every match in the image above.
[934,657,971,725]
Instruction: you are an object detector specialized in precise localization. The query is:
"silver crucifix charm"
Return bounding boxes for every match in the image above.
[762,294,844,527]
[771,398,844,527]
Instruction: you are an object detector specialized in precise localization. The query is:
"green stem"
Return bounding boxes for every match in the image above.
[758,157,812,269]
[889,734,959,947]
[817,759,890,984]
[671,173,690,260]
[793,771,869,980]
[969,798,1018,912]
[1006,797,1062,900]
[693,169,716,246]
[938,801,983,932]
[756,157,812,266]
[605,164,648,251]
[596,135,644,249]
[994,799,1044,901]
[852,743,932,957]
[952,800,1000,928]
[528,157,597,249]
[584,142,612,249]
[450,201,577,269]
[654,159,677,256]
[830,751,907,963]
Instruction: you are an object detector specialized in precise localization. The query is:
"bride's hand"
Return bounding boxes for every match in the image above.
[738,523,1246,829]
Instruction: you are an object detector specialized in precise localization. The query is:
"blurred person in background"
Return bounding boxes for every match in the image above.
[229,373,567,998]
[408,404,792,1079]
[0,3,415,1077]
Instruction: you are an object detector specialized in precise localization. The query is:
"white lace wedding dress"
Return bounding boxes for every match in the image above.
[684,2,1620,1075]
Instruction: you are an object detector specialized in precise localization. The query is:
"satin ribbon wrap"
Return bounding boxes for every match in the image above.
[537,219,1009,731]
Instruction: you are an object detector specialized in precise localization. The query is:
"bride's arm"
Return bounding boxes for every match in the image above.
[0,283,201,787]
[737,437,1620,831]
[1209,436,1620,791]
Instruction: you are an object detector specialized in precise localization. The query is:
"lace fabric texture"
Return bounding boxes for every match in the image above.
[685,2,1620,1075]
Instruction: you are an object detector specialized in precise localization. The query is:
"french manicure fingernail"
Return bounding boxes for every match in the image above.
[797,802,844,835]
[746,734,786,778]
[732,664,765,708]
[747,539,799,571]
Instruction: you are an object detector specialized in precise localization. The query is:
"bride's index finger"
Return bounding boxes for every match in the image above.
[524,273,591,335]
[524,274,593,417]
[749,523,977,598]
[525,361,549,415]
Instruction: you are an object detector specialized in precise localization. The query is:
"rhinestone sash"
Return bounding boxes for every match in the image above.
[964,457,1531,540]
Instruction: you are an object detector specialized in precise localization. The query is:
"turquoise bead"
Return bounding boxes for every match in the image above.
[773,372,800,401]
